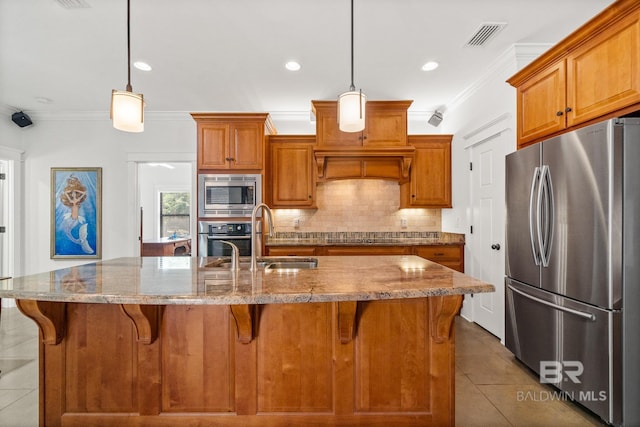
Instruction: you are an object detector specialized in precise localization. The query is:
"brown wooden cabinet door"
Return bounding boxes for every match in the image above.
[517,60,567,146]
[192,113,272,172]
[268,136,316,208]
[229,122,263,170]
[402,136,452,208]
[363,102,409,146]
[198,123,229,169]
[313,101,362,147]
[566,12,640,127]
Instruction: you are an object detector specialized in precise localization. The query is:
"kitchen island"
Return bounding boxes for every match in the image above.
[0,255,493,427]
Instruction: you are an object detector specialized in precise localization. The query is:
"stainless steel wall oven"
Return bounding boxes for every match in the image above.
[197,221,253,257]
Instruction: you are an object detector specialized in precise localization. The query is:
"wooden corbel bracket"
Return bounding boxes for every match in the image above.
[429,295,463,343]
[337,301,359,344]
[120,304,162,345]
[16,299,66,345]
[230,304,255,344]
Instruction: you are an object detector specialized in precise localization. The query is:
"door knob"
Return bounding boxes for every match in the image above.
[491,243,501,250]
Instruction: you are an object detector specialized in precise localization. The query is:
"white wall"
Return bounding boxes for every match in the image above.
[435,44,550,323]
[16,115,195,275]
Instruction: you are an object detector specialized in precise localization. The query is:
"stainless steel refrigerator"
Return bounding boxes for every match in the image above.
[505,117,640,426]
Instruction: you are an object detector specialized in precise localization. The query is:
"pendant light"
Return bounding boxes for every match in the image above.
[110,0,144,132]
[338,0,366,133]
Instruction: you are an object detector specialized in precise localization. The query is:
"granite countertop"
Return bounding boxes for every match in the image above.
[0,255,493,305]
[266,231,465,246]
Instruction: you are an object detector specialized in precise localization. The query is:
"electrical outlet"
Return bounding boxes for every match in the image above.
[294,218,300,229]
[401,218,408,228]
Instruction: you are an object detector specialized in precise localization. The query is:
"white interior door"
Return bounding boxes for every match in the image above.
[469,132,508,340]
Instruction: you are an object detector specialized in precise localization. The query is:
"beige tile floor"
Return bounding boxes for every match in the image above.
[0,307,607,426]
[455,316,607,427]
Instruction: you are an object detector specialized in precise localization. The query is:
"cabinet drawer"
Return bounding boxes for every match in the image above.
[266,247,316,256]
[324,246,409,256]
[415,246,461,261]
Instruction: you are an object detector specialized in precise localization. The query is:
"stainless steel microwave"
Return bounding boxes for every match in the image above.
[198,174,262,217]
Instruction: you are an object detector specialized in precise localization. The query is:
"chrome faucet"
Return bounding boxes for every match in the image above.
[251,203,274,271]
[219,240,240,272]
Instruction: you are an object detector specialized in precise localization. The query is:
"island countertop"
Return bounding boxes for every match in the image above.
[0,255,494,305]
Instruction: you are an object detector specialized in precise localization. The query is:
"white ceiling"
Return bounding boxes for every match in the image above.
[0,0,615,122]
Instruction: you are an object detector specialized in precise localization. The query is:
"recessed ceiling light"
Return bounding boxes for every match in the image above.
[134,61,152,71]
[285,61,301,71]
[421,61,439,71]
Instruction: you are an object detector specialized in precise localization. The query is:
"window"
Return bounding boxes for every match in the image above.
[160,192,190,238]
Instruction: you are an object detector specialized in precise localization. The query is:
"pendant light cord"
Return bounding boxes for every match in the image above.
[349,0,355,92]
[126,0,132,92]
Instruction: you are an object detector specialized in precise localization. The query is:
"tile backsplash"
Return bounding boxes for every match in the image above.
[272,179,441,232]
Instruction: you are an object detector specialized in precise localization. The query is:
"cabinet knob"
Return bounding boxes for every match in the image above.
[491,243,501,250]
[308,195,312,199]
[556,111,564,116]
[565,107,572,113]
[412,195,416,198]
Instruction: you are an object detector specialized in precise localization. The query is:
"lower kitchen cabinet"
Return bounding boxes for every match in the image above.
[324,246,410,256]
[266,246,316,256]
[414,245,464,273]
[266,244,464,272]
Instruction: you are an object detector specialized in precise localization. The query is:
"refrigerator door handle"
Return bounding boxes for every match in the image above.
[508,284,596,321]
[543,165,555,265]
[537,165,555,267]
[529,166,541,266]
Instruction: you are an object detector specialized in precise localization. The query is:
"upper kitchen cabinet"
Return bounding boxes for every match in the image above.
[266,135,316,209]
[513,60,567,144]
[311,100,412,147]
[191,113,276,171]
[400,135,452,208]
[508,0,640,148]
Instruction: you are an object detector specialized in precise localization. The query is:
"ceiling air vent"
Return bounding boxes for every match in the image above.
[465,22,507,47]
[53,0,91,9]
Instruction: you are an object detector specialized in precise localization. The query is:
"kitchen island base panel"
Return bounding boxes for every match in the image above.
[21,296,461,427]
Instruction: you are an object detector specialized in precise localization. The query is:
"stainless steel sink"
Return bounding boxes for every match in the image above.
[264,259,318,270]
[203,257,317,270]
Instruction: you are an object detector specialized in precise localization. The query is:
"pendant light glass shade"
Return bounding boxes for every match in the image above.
[111,89,144,132]
[338,90,366,132]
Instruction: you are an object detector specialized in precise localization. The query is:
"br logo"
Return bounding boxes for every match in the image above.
[539,361,584,384]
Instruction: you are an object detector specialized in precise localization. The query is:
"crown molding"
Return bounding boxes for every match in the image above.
[17,110,195,122]
[447,43,552,114]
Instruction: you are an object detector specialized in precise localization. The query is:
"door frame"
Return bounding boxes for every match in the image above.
[126,152,196,257]
[0,146,25,307]
[460,113,515,341]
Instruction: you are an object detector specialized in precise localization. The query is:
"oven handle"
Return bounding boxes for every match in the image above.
[206,235,251,240]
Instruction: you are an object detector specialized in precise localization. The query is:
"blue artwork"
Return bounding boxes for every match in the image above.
[52,168,101,258]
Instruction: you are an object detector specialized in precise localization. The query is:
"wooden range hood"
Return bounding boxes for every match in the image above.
[313,147,415,183]
[311,100,415,183]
